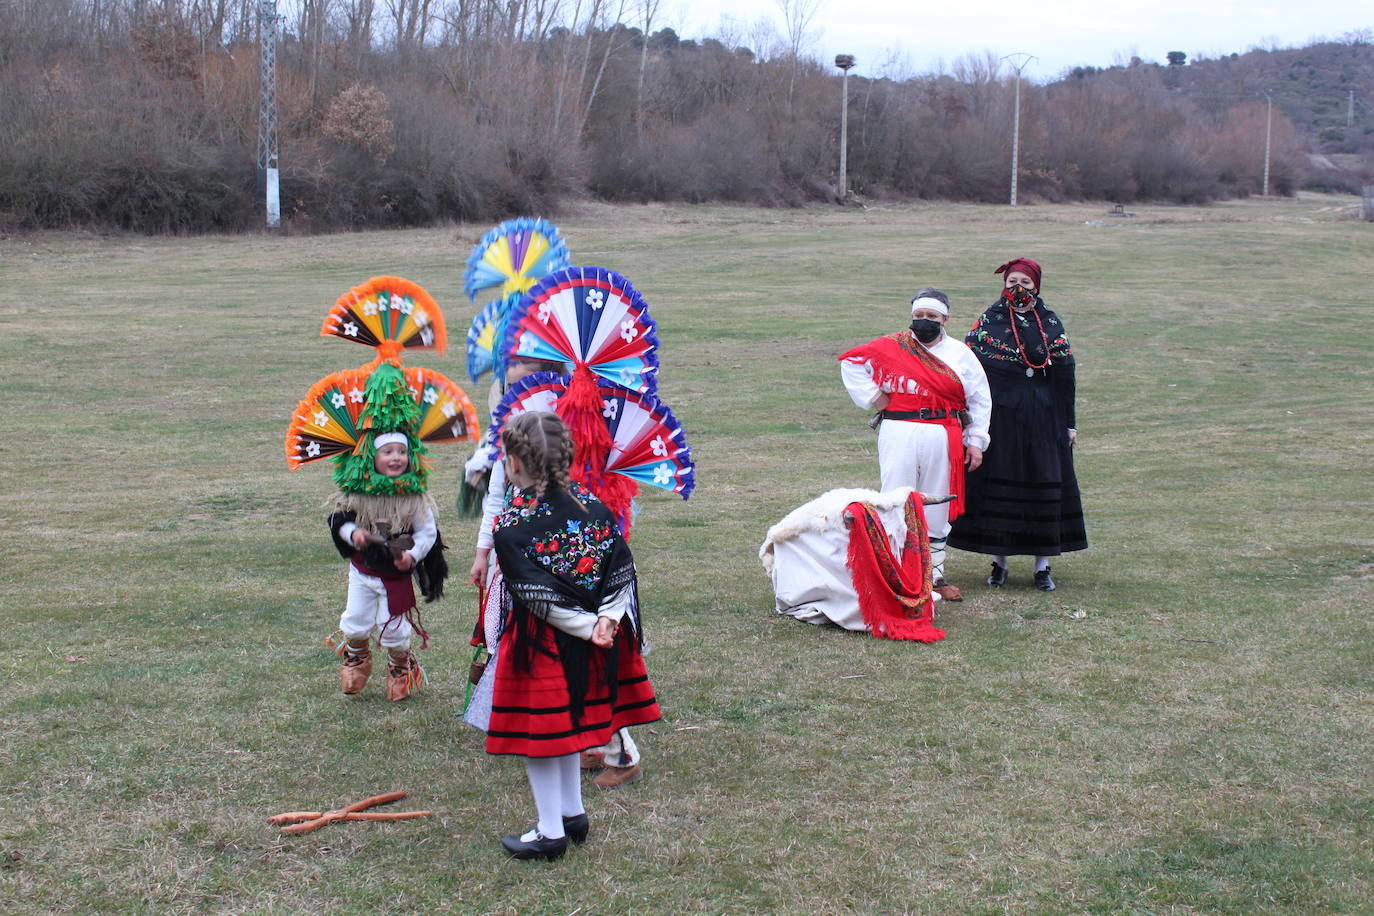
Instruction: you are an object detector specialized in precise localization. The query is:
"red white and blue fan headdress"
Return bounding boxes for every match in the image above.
[492,372,694,531]
[463,217,571,304]
[501,266,660,394]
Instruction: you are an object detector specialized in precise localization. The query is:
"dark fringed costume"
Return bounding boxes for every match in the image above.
[948,293,1088,557]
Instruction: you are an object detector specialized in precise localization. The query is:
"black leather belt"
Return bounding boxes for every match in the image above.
[880,408,949,420]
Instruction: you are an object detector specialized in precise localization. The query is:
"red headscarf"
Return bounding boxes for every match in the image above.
[994,257,1042,292]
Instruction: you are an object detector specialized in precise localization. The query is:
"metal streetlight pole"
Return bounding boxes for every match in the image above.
[1262,91,1272,197]
[835,55,856,200]
[1003,53,1035,207]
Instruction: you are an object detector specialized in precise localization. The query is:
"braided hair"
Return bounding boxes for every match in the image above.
[501,411,575,501]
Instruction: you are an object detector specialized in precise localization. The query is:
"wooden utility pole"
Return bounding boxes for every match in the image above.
[1003,53,1035,206]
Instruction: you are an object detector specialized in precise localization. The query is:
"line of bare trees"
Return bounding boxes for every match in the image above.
[0,0,1315,232]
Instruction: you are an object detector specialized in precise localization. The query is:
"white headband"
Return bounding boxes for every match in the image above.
[910,296,949,317]
[374,432,408,450]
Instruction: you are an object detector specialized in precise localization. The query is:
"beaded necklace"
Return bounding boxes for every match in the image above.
[1005,289,1051,374]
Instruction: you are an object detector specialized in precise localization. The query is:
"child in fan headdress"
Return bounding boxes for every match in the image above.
[482,410,661,861]
[328,415,447,702]
[465,358,647,791]
[287,275,479,702]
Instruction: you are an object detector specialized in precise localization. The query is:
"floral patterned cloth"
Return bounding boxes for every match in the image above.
[487,481,658,755]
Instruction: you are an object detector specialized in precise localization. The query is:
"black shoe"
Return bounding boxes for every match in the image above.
[563,812,589,845]
[1034,568,1056,591]
[501,831,568,861]
[987,563,1008,587]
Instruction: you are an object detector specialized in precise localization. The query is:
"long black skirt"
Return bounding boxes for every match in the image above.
[948,376,1087,557]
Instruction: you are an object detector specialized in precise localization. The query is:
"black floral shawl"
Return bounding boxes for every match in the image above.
[965,297,1075,371]
[492,482,640,722]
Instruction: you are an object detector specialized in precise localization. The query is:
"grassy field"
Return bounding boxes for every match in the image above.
[2,195,1372,915]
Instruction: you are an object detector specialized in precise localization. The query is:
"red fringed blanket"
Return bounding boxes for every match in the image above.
[843,493,946,642]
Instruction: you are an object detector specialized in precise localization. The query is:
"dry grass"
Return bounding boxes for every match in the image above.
[2,194,1372,914]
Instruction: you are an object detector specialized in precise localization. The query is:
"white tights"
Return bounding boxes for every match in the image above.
[523,753,583,840]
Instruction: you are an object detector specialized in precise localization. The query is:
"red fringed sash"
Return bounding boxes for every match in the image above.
[350,554,430,648]
[839,332,968,520]
[556,365,638,536]
[843,494,946,643]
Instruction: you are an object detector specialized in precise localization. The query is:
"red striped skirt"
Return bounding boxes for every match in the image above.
[485,623,661,757]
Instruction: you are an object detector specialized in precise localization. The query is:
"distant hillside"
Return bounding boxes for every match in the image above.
[1057,34,1374,190]
[1067,37,1374,147]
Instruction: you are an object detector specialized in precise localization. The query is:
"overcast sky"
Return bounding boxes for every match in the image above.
[656,0,1372,80]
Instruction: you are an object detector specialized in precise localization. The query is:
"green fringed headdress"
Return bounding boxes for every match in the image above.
[332,361,429,496]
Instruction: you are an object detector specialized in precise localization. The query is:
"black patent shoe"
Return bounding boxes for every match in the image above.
[563,812,589,845]
[501,831,568,861]
[1034,568,1056,592]
[987,563,1008,587]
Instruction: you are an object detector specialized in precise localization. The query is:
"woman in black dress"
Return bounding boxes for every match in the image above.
[947,257,1087,590]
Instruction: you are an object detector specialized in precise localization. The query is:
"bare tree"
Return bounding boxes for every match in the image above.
[775,0,820,116]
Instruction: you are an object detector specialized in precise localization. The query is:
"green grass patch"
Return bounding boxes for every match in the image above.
[2,195,1372,913]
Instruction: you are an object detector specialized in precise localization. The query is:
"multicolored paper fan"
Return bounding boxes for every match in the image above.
[463,218,571,303]
[599,382,695,498]
[465,298,505,382]
[402,367,481,444]
[501,266,660,394]
[286,368,371,469]
[492,374,694,499]
[465,292,526,382]
[287,365,479,470]
[321,276,447,356]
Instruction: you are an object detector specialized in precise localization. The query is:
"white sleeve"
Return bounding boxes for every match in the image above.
[840,359,883,410]
[476,460,507,551]
[541,584,635,640]
[597,584,633,625]
[543,605,596,640]
[406,507,438,561]
[337,521,359,548]
[464,436,499,477]
[957,348,992,451]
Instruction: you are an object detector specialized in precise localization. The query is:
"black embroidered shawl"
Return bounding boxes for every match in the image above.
[965,297,1075,371]
[492,482,640,721]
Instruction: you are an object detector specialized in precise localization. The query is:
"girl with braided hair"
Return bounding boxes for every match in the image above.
[482,411,661,861]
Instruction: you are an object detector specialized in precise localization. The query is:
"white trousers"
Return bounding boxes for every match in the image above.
[598,728,641,767]
[877,419,953,580]
[340,565,413,650]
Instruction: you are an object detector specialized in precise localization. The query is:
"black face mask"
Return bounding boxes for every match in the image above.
[1002,285,1036,309]
[909,318,943,343]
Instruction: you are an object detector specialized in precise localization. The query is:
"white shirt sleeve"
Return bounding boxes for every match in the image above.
[464,436,499,478]
[337,521,358,548]
[475,460,507,551]
[951,343,992,451]
[840,359,883,410]
[540,585,635,641]
[405,506,438,562]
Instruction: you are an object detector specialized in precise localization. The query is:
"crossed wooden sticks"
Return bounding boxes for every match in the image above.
[268,791,432,835]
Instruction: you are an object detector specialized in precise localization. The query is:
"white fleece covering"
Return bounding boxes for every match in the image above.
[760,487,936,632]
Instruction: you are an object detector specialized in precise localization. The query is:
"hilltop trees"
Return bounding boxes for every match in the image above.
[0,1,1353,232]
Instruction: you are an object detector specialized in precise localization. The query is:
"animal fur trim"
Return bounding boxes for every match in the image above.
[327,491,437,532]
[758,487,914,574]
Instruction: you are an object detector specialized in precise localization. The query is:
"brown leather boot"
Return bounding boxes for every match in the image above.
[933,578,963,602]
[340,643,372,694]
[386,653,424,702]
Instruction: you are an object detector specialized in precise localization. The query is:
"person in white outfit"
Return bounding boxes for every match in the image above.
[838,288,991,600]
